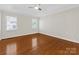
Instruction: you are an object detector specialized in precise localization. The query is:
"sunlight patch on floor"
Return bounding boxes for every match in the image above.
[32,37,38,49]
[6,43,16,55]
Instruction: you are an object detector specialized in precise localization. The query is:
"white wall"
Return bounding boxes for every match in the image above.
[39,7,79,43]
[0,12,1,40]
[1,11,36,39]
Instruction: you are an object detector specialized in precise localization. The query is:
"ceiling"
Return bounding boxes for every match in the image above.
[0,4,79,17]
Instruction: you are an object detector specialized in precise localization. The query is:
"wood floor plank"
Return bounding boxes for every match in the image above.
[0,33,79,55]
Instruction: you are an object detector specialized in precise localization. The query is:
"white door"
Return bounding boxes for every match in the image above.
[32,19,39,33]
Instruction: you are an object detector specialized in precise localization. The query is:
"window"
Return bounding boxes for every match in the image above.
[32,19,38,29]
[6,16,17,31]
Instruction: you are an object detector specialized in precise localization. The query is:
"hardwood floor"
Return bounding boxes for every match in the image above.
[0,33,79,55]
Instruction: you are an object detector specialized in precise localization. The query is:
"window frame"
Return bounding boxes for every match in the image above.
[6,16,17,31]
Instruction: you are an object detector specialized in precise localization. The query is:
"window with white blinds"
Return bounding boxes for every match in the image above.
[6,16,17,31]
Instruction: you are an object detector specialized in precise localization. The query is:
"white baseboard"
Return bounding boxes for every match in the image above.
[1,33,33,39]
[40,32,79,43]
[1,32,79,44]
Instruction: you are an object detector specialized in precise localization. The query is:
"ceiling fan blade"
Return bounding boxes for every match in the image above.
[28,7,34,8]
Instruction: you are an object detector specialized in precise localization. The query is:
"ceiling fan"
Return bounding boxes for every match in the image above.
[28,4,42,11]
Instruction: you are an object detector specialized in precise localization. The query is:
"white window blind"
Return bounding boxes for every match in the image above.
[6,16,17,31]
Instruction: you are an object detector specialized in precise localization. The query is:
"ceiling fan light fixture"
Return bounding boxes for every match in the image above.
[34,7,39,10]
